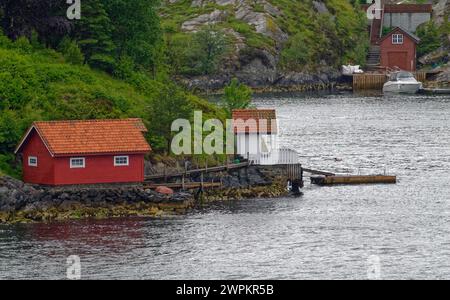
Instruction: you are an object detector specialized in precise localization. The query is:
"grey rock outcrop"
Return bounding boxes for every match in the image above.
[166,0,340,91]
[182,9,229,31]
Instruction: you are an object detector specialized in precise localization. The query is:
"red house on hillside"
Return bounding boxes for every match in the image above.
[15,119,151,186]
[379,27,420,71]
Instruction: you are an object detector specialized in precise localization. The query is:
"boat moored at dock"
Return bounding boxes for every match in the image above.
[383,71,423,94]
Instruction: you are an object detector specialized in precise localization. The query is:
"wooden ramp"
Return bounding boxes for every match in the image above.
[145,162,250,181]
[144,182,222,190]
[311,175,397,186]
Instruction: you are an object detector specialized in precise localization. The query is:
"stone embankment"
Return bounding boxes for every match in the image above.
[0,165,292,224]
[0,176,193,224]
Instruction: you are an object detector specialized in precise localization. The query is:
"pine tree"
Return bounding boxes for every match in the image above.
[74,0,116,72]
[102,0,162,74]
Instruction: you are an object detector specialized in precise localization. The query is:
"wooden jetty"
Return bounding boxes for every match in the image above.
[311,175,397,186]
[418,88,450,95]
[145,182,222,190]
[353,71,426,90]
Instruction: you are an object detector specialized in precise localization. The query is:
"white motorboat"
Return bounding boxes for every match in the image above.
[383,71,423,94]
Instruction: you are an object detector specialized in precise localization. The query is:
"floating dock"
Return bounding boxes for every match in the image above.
[311,175,397,186]
[418,88,450,95]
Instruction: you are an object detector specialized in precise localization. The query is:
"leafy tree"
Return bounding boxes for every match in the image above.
[146,85,193,153]
[74,0,116,72]
[102,0,162,74]
[113,55,136,80]
[281,33,313,70]
[164,32,193,75]
[417,21,441,57]
[221,78,253,117]
[190,26,228,75]
[0,110,22,154]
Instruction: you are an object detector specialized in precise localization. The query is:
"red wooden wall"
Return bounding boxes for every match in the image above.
[53,154,145,185]
[21,129,145,186]
[380,32,417,71]
[21,130,55,185]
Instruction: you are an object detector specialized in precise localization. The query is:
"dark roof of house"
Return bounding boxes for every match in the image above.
[384,4,433,14]
[232,109,277,134]
[15,118,151,156]
[379,27,421,44]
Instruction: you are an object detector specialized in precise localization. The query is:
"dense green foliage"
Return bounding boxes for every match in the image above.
[74,0,116,72]
[221,78,253,117]
[164,25,230,76]
[278,0,368,69]
[104,0,163,74]
[190,26,229,75]
[0,0,162,75]
[417,21,442,57]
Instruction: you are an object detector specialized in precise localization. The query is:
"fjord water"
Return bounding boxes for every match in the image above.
[1,92,450,280]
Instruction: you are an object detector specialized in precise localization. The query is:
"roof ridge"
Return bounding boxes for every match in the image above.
[34,118,143,124]
[232,109,276,111]
[379,26,420,43]
[16,118,151,156]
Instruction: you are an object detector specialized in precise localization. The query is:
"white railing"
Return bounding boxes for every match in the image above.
[250,148,299,166]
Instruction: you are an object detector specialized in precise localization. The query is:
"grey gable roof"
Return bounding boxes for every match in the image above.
[380,27,421,44]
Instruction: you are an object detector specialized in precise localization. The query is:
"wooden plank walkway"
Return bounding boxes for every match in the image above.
[302,168,335,177]
[144,182,222,190]
[145,162,250,181]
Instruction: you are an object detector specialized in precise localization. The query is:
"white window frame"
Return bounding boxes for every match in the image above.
[28,156,38,167]
[70,157,86,169]
[114,156,129,167]
[392,34,404,45]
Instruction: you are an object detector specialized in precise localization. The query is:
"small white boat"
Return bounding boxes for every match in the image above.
[383,71,423,94]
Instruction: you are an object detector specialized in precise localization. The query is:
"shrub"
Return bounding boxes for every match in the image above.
[417,21,441,57]
[14,36,33,54]
[221,78,253,117]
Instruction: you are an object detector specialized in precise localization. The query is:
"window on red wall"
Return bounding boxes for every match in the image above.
[114,156,129,166]
[392,34,404,45]
[28,156,38,167]
[70,158,85,168]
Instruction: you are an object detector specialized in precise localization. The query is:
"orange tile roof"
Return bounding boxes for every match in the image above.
[232,109,277,134]
[16,119,151,156]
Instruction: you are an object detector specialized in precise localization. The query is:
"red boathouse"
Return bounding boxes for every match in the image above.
[379,27,420,72]
[15,119,151,186]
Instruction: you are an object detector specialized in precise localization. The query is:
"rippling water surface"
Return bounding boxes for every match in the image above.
[1,92,450,279]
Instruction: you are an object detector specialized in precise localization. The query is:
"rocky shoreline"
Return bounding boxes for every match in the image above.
[0,165,291,224]
[0,176,195,224]
[177,67,347,94]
